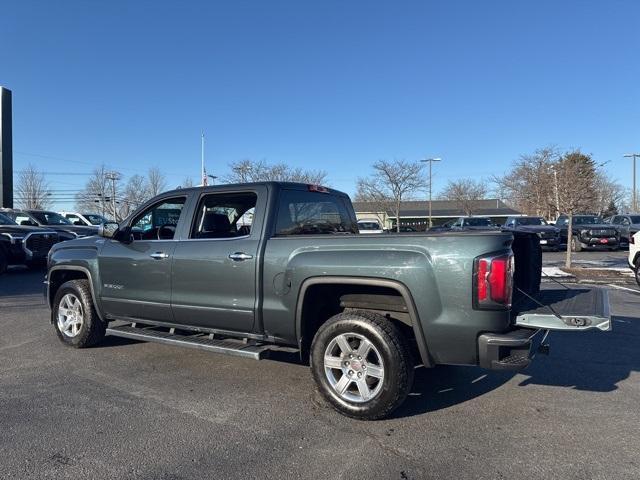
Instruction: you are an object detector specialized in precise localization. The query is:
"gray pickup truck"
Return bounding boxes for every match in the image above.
[45,182,611,419]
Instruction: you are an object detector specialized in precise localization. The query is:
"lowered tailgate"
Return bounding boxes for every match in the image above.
[513,287,611,331]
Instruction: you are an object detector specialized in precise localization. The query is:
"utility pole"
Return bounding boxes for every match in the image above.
[201,130,207,186]
[624,153,640,212]
[420,157,441,229]
[105,172,120,221]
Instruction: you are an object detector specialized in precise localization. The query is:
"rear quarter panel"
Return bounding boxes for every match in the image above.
[262,231,513,365]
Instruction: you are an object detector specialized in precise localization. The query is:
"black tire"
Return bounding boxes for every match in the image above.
[0,248,7,275]
[310,310,414,420]
[635,259,640,288]
[571,237,582,252]
[52,279,105,348]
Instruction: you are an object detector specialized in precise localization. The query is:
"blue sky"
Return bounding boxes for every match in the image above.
[1,0,639,209]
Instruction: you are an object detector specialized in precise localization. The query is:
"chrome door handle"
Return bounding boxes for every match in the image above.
[228,252,253,261]
[150,252,169,260]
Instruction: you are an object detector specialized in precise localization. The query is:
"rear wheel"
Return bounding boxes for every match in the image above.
[310,311,414,420]
[53,279,105,348]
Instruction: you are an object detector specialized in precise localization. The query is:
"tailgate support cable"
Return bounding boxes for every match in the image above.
[515,286,565,323]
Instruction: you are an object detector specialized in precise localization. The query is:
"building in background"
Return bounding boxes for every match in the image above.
[352,199,522,231]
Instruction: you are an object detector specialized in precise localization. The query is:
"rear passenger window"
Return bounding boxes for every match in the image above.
[275,190,357,235]
[191,192,257,239]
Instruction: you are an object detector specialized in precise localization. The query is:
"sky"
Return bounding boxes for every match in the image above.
[1,0,639,210]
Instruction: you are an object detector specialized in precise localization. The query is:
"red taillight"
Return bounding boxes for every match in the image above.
[474,253,513,309]
[631,235,635,245]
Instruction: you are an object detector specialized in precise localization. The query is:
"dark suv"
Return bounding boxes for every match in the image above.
[605,214,640,247]
[1,209,97,239]
[0,212,60,273]
[503,216,561,251]
[556,215,619,251]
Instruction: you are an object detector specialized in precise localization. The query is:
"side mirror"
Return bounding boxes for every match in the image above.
[98,221,119,239]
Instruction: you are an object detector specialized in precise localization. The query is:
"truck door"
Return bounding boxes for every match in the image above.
[98,196,188,322]
[171,188,266,333]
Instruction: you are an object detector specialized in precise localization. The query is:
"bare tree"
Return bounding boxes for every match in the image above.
[120,174,149,218]
[555,150,597,268]
[439,178,488,216]
[592,172,627,217]
[225,159,328,185]
[146,166,167,197]
[179,176,195,189]
[356,159,424,232]
[15,164,51,209]
[492,147,558,218]
[75,165,122,220]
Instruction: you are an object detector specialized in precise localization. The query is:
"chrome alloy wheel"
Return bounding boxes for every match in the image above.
[323,332,385,403]
[57,293,84,338]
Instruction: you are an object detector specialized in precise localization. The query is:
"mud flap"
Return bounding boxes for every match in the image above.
[513,287,611,332]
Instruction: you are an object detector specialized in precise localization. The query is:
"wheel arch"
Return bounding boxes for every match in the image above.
[48,266,104,321]
[295,276,432,367]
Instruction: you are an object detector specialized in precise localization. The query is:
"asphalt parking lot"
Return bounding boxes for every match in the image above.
[542,249,629,269]
[1,265,639,479]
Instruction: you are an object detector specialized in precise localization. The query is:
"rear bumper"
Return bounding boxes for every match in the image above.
[579,236,619,248]
[478,328,543,370]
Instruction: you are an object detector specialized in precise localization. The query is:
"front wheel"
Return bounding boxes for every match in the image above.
[635,259,640,287]
[52,279,105,348]
[310,311,414,420]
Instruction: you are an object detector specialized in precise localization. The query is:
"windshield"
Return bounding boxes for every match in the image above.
[465,218,492,227]
[0,212,17,225]
[31,211,72,225]
[573,216,603,225]
[516,217,548,226]
[85,214,108,225]
[630,216,640,224]
[358,221,381,230]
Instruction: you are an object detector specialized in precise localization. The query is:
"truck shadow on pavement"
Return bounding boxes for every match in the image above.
[394,315,639,419]
[0,267,47,297]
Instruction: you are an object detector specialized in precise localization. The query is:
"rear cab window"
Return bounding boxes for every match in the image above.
[190,192,257,239]
[275,189,358,236]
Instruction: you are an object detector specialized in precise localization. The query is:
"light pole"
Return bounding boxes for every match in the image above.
[624,153,640,212]
[420,157,441,229]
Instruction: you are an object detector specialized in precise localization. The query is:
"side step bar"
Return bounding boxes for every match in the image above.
[106,324,274,360]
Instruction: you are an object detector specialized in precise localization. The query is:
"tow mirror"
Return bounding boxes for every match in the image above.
[98,221,119,239]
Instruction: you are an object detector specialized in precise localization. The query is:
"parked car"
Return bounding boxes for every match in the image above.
[1,209,98,239]
[59,211,110,227]
[45,182,611,420]
[450,216,499,230]
[555,215,620,251]
[628,231,640,286]
[0,212,60,273]
[357,219,384,234]
[428,220,454,232]
[604,214,640,247]
[503,216,561,251]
